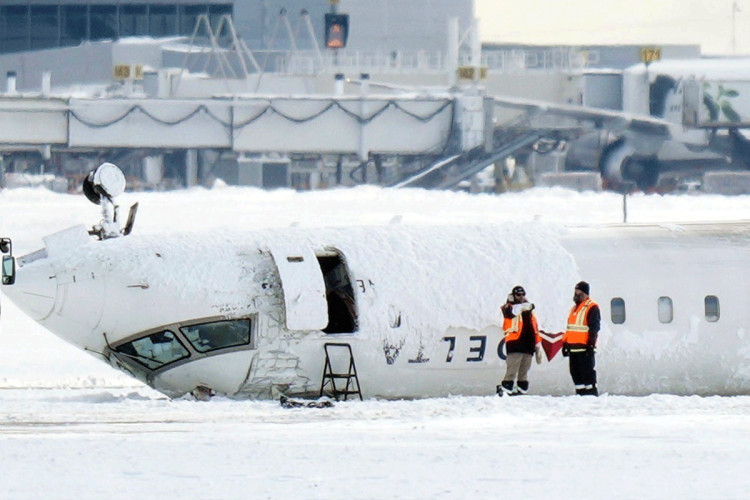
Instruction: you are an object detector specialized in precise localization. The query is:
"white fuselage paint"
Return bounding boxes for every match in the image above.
[2,220,749,398]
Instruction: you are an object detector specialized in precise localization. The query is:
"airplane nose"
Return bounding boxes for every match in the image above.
[2,258,56,321]
[3,254,106,349]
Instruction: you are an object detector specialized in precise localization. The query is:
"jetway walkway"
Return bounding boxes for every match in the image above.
[0,95,455,158]
[0,92,573,190]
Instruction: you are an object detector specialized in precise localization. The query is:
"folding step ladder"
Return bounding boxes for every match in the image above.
[320,342,363,401]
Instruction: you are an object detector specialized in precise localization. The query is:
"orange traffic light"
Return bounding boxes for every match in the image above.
[325,13,349,49]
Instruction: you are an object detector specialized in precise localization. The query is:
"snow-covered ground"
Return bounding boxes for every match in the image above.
[2,185,750,499]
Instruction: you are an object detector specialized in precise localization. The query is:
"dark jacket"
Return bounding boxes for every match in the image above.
[586,304,601,347]
[501,303,538,355]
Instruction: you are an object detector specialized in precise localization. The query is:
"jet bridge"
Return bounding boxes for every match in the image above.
[0,91,596,190]
[0,95,456,157]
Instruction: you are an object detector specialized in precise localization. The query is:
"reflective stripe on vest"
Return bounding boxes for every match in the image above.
[563,298,595,345]
[503,313,539,343]
[503,315,522,342]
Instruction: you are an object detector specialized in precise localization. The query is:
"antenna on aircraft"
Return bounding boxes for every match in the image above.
[83,162,138,240]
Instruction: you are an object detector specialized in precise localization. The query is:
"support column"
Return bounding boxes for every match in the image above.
[185,149,199,187]
[358,73,370,163]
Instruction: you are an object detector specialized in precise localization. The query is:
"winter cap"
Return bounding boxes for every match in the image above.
[575,281,590,295]
[512,285,525,295]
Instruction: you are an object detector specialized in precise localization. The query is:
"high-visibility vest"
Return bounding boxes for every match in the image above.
[563,298,597,345]
[503,311,539,343]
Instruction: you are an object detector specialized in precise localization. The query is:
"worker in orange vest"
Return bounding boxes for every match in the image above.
[562,281,601,396]
[497,285,541,396]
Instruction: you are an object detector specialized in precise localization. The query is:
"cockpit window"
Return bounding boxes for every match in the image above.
[115,330,189,369]
[180,319,252,353]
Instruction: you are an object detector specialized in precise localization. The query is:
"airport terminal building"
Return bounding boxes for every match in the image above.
[0,1,233,54]
[3,1,736,194]
[0,1,473,55]
[0,0,483,191]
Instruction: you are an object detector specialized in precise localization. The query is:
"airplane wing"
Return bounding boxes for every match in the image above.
[345,76,676,138]
[492,96,676,138]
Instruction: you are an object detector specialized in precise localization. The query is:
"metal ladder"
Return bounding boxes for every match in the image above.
[320,342,363,401]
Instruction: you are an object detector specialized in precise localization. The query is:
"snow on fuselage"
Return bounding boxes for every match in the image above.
[2,220,750,398]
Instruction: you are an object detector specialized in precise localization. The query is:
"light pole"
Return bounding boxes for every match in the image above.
[732,1,740,54]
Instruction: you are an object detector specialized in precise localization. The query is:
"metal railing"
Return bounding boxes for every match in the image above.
[257,47,594,75]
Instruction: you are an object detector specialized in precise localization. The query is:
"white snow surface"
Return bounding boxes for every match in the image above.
[2,185,750,499]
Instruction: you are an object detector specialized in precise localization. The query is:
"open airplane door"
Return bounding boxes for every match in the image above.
[268,243,328,331]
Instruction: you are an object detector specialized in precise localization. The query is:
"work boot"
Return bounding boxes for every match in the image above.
[497,380,514,397]
[578,385,598,396]
[516,380,529,395]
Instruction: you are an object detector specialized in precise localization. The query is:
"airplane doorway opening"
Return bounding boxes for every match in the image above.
[317,252,357,334]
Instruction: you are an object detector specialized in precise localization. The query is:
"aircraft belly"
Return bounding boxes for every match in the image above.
[9,210,750,398]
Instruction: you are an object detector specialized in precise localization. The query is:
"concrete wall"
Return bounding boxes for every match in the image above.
[0,43,113,92]
[338,0,473,53]
[703,171,750,195]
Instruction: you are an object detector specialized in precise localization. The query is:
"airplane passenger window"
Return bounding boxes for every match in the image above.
[705,295,720,322]
[180,319,252,353]
[610,298,626,324]
[115,330,189,370]
[658,296,673,323]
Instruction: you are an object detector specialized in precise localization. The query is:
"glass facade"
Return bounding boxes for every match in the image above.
[61,6,88,46]
[1,6,28,53]
[120,5,148,37]
[0,3,233,54]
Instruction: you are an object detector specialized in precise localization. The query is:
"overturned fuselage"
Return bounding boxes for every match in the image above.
[2,217,750,398]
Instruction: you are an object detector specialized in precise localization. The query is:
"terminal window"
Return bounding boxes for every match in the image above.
[181,5,208,35]
[0,6,29,53]
[30,6,58,50]
[149,5,178,37]
[61,6,87,46]
[121,5,148,37]
[89,5,117,41]
[0,3,234,54]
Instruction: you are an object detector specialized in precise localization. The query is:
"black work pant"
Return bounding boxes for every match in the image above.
[569,350,596,390]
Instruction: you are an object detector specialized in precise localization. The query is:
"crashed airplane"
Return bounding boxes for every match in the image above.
[2,163,749,399]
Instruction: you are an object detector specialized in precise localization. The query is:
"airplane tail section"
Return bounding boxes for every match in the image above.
[539,331,564,361]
